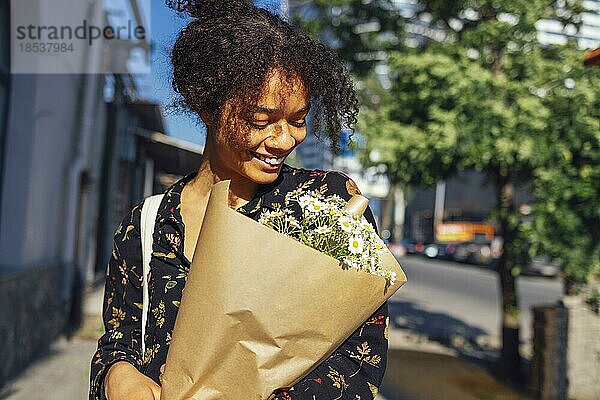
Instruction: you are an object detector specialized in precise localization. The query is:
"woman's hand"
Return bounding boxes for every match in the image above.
[104,361,161,400]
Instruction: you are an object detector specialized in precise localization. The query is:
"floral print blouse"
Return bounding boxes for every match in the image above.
[89,164,389,400]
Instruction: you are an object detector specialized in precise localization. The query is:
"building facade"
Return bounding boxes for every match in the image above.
[0,0,167,387]
[0,0,8,222]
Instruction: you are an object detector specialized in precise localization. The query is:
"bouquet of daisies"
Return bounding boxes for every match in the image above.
[160,180,406,400]
[259,190,397,286]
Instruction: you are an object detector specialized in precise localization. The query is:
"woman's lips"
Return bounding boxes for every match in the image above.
[250,151,285,167]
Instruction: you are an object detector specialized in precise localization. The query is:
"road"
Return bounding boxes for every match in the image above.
[388,255,563,357]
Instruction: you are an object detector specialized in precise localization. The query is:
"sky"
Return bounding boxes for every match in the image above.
[133,0,288,146]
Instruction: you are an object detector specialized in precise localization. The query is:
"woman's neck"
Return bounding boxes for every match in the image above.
[186,141,259,209]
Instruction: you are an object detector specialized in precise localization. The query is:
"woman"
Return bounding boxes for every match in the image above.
[89,1,389,399]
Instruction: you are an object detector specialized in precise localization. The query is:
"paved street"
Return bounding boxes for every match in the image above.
[389,255,563,357]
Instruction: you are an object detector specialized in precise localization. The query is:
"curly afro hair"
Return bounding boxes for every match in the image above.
[166,0,359,153]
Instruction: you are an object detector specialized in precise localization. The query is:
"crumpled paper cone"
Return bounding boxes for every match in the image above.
[160,180,407,400]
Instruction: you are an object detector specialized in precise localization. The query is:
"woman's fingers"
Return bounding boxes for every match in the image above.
[150,380,162,400]
[104,361,161,400]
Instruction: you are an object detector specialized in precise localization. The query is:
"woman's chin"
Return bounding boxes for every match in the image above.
[244,160,283,185]
[248,169,281,184]
[243,160,283,184]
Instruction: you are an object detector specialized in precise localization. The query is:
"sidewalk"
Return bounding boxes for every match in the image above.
[0,337,97,400]
[379,329,531,400]
[0,287,103,400]
[0,286,530,400]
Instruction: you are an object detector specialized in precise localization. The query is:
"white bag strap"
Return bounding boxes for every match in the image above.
[140,193,164,358]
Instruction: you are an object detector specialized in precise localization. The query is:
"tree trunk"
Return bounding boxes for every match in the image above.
[381,184,395,240]
[563,273,578,296]
[494,168,523,384]
[393,184,406,243]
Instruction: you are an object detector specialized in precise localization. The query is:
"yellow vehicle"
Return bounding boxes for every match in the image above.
[424,222,498,265]
[435,222,495,244]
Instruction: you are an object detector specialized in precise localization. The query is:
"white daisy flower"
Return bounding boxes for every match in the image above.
[284,215,300,228]
[327,194,344,204]
[389,271,397,285]
[337,216,354,233]
[314,225,332,234]
[297,195,312,208]
[348,235,364,254]
[306,199,326,213]
[361,220,374,233]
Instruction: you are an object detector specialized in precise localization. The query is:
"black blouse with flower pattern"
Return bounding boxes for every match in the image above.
[89,164,389,400]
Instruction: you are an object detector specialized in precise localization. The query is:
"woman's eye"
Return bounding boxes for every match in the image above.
[289,120,307,128]
[250,122,270,130]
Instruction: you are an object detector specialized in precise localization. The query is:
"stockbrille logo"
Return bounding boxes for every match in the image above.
[10,0,151,74]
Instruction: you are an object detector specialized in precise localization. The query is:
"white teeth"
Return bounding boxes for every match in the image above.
[254,153,284,165]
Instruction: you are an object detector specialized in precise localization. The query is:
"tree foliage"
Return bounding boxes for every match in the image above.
[360,41,600,274]
[294,0,600,383]
[291,0,404,76]
[525,46,600,287]
[353,0,600,286]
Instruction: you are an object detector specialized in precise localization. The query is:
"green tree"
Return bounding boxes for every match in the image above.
[291,0,405,76]
[356,3,598,383]
[358,47,547,382]
[295,0,599,384]
[525,46,600,293]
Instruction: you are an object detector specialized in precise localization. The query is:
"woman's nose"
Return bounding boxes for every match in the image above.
[266,121,295,150]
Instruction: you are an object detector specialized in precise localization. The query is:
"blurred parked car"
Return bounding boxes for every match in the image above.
[424,242,459,260]
[424,243,439,258]
[523,256,561,277]
[400,238,416,254]
[423,222,498,266]
[452,242,493,265]
[401,238,426,254]
[387,243,407,258]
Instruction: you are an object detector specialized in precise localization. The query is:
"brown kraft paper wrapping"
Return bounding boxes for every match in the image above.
[160,180,407,400]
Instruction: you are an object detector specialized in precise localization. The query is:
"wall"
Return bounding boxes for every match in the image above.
[0,1,107,385]
[531,295,600,399]
[0,265,64,386]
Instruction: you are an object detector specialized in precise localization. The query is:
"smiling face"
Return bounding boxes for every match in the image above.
[207,69,310,185]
